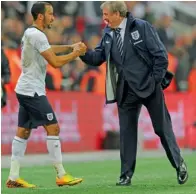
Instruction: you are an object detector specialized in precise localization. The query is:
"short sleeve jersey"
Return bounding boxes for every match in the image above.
[15,27,51,96]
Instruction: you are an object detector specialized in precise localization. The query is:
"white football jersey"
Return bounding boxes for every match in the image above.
[15,27,51,96]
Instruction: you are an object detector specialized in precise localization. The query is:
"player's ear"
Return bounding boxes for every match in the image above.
[37,13,44,21]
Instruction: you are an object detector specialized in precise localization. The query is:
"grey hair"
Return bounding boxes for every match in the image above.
[100,1,128,17]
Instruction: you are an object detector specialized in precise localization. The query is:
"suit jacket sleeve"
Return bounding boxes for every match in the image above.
[80,37,106,66]
[144,22,168,83]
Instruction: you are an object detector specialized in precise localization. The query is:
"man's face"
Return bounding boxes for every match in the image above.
[43,5,54,29]
[163,15,172,28]
[102,7,121,28]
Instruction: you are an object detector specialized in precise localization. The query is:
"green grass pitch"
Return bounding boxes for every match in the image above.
[1,154,196,194]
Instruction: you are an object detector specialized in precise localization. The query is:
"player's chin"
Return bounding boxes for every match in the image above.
[47,24,53,29]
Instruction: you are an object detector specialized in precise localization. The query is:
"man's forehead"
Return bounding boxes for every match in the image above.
[45,5,53,12]
[102,8,111,14]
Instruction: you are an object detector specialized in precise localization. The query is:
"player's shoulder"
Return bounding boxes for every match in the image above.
[25,27,46,40]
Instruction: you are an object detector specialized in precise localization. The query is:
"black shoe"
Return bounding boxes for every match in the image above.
[116,176,131,186]
[177,159,188,185]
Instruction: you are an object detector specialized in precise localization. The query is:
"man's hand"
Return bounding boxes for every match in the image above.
[71,42,87,56]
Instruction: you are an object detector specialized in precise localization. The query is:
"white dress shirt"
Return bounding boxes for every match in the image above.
[117,17,127,44]
[109,18,127,45]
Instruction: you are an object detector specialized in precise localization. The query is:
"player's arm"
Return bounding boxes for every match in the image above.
[51,42,85,54]
[31,32,86,68]
[41,48,84,68]
[51,45,73,54]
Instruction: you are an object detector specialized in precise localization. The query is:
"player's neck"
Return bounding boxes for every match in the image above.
[32,22,44,32]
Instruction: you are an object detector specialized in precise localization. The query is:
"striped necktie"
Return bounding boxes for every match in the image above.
[114,28,123,57]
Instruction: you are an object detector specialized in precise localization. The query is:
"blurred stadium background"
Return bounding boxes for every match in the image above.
[1,1,196,193]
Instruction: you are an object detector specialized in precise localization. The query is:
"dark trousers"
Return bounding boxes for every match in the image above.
[118,81,181,179]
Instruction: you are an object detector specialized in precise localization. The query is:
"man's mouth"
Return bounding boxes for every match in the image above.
[104,19,109,25]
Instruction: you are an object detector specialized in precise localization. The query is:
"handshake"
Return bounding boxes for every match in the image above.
[71,42,87,57]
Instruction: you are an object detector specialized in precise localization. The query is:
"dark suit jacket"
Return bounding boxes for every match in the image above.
[80,12,168,104]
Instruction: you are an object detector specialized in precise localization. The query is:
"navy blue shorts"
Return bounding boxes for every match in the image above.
[16,93,57,129]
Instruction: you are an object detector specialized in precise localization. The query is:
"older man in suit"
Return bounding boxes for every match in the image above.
[80,1,188,186]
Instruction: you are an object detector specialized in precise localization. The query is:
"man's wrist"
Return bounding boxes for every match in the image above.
[72,50,80,58]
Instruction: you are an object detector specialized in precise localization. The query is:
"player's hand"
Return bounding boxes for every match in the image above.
[72,42,87,56]
[71,42,82,49]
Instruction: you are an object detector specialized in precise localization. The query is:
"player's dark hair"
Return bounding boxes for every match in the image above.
[31,1,52,20]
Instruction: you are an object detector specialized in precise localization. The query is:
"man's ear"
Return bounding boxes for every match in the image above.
[37,13,44,20]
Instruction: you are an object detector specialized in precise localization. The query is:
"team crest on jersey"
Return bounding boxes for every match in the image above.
[47,113,53,121]
[131,30,140,40]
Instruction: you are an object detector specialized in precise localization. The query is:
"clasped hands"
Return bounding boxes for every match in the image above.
[71,42,87,56]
